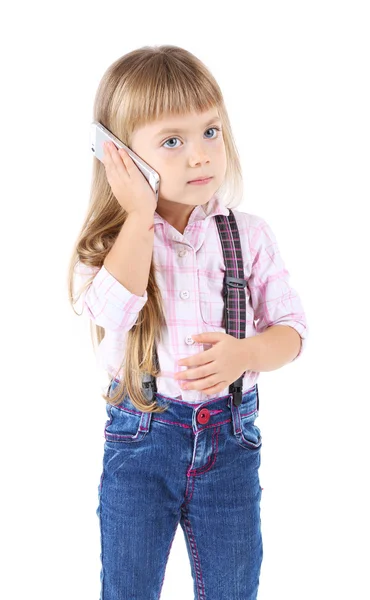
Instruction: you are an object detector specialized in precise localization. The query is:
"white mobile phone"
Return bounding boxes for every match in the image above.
[90,121,160,203]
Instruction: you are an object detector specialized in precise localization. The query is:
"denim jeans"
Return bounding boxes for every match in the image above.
[96,379,263,600]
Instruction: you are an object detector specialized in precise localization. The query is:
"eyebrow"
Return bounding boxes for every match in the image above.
[154,115,222,138]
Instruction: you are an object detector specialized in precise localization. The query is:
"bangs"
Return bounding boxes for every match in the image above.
[118,58,222,135]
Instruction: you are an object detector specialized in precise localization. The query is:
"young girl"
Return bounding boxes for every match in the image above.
[69,45,308,600]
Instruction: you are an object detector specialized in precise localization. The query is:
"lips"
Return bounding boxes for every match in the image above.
[188,176,212,182]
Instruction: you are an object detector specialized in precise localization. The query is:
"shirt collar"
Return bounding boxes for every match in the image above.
[153,194,230,226]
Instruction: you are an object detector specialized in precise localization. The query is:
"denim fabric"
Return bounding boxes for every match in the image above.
[96,379,263,599]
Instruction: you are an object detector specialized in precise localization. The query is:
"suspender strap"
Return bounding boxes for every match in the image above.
[142,209,248,407]
[215,211,247,407]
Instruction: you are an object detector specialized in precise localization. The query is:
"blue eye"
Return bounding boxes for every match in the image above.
[162,127,222,149]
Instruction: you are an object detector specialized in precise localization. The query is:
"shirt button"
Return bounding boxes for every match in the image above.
[180,290,190,299]
[197,408,210,424]
[185,336,195,345]
[178,249,187,257]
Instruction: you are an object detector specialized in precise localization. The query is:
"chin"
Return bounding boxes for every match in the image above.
[159,184,218,205]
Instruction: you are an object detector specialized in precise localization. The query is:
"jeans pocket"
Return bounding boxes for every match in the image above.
[233,394,262,450]
[236,418,262,450]
[104,403,150,444]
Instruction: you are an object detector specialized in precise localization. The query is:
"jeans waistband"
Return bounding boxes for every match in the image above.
[108,380,259,433]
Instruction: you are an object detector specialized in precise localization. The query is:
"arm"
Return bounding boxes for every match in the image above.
[247,215,308,368]
[241,325,302,372]
[81,210,155,331]
[103,210,154,296]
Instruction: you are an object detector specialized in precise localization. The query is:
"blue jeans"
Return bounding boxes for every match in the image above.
[96,379,263,599]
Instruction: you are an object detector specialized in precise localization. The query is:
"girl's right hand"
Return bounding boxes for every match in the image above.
[102,141,158,215]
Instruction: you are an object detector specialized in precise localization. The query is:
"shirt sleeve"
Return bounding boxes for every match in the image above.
[247,216,308,361]
[76,262,148,332]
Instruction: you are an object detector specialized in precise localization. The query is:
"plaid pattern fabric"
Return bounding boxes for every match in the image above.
[79,194,308,403]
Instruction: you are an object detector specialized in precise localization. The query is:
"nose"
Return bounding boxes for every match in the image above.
[188,145,210,166]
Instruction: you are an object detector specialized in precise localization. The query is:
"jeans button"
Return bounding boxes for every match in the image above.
[197,407,210,424]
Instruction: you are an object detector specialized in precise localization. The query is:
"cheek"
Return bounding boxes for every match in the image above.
[220,150,228,174]
[213,141,227,163]
[158,156,179,173]
[218,141,227,160]
[158,161,183,187]
[154,157,175,179]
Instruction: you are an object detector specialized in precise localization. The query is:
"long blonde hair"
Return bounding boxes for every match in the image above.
[67,44,244,413]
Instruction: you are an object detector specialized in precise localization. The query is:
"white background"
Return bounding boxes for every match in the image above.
[1,1,369,598]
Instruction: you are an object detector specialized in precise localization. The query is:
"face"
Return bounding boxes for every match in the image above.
[129,108,227,213]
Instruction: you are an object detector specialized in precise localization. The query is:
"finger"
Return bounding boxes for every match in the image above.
[102,145,118,181]
[101,144,109,165]
[182,375,218,391]
[202,382,226,396]
[102,143,114,167]
[118,148,134,175]
[107,143,122,167]
[107,144,130,179]
[178,365,217,381]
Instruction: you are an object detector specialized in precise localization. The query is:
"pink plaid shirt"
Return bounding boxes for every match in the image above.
[79,194,308,403]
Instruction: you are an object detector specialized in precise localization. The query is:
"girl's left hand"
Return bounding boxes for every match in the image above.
[174,332,252,395]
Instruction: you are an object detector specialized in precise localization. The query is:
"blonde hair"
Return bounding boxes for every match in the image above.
[67,44,244,413]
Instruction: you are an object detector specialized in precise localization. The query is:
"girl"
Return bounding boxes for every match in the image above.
[68,45,308,600]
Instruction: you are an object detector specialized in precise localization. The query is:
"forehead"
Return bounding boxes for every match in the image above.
[134,108,221,139]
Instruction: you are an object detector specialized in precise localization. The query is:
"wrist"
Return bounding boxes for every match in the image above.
[127,210,155,232]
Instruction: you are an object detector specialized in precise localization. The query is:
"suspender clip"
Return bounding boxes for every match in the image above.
[223,276,247,297]
[142,375,157,401]
[230,376,244,407]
